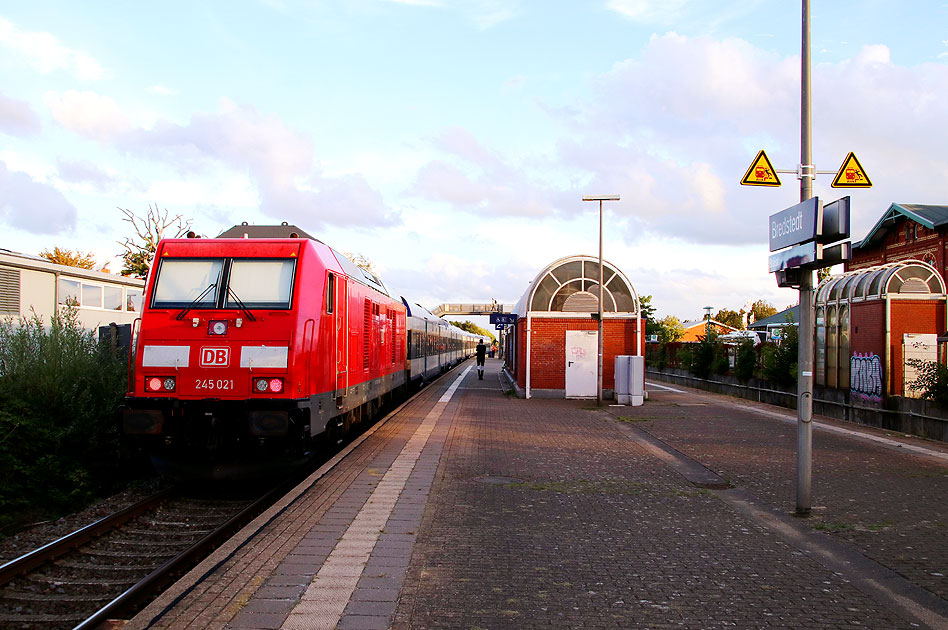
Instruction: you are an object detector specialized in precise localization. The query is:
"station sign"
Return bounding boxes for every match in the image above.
[769,241,852,273]
[489,313,518,325]
[769,198,821,252]
[818,196,850,244]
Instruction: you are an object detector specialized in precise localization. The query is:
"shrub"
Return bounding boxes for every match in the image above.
[906,359,948,406]
[761,324,798,388]
[0,308,129,536]
[676,345,693,371]
[734,339,756,383]
[690,333,716,379]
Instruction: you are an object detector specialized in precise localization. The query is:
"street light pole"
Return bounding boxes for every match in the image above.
[704,306,713,338]
[583,194,620,407]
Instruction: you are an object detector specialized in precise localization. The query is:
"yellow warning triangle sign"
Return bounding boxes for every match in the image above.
[741,150,781,187]
[832,152,872,188]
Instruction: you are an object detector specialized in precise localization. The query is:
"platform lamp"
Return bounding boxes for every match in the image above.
[583,194,620,407]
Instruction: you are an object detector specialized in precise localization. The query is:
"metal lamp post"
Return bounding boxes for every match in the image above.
[704,306,713,338]
[582,194,620,407]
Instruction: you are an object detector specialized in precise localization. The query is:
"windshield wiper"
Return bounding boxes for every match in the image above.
[175,283,216,320]
[227,287,257,322]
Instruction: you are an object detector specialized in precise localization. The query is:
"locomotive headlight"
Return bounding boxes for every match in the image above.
[162,377,176,391]
[208,320,228,335]
[254,378,269,392]
[146,377,163,392]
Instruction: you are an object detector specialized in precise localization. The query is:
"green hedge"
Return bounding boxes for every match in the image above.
[0,308,131,536]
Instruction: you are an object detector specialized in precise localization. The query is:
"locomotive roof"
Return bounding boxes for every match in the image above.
[217,222,320,240]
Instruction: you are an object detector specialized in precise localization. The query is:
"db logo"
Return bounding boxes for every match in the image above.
[200,347,230,367]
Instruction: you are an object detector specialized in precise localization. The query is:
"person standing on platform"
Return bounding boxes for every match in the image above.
[475,338,487,380]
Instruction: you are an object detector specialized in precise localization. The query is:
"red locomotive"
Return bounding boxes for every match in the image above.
[121,223,475,477]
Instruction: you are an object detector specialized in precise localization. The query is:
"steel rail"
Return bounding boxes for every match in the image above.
[0,487,174,588]
[72,480,293,630]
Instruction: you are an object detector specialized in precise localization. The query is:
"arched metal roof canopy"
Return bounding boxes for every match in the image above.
[816,259,946,305]
[514,255,640,316]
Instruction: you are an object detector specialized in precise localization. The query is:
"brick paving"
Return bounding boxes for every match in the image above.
[391,363,948,629]
[127,359,948,629]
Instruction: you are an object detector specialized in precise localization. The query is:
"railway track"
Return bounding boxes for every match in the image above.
[0,371,446,630]
[0,483,281,630]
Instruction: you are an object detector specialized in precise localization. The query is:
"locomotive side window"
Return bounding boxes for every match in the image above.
[227,259,295,309]
[326,273,335,314]
[152,259,224,308]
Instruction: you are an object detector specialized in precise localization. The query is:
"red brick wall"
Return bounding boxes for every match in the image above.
[514,317,643,392]
[851,301,886,359]
[888,300,945,396]
[851,299,946,396]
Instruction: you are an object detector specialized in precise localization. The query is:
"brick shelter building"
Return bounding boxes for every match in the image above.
[815,202,948,399]
[504,255,643,399]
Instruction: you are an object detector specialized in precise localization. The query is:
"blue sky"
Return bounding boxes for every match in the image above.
[1,1,946,321]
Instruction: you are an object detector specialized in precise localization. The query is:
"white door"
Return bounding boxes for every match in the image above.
[565,331,598,398]
[903,333,937,397]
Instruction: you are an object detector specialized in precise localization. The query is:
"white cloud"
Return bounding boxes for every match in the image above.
[0,17,107,80]
[0,91,41,137]
[0,161,77,234]
[45,90,131,141]
[124,100,398,229]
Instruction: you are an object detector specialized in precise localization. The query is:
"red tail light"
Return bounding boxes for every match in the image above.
[253,377,284,394]
[146,376,176,392]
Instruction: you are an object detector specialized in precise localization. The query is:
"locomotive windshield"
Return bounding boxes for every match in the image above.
[151,258,296,310]
[152,259,224,308]
[227,260,295,309]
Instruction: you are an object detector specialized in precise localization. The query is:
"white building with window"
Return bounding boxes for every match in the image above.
[0,249,145,329]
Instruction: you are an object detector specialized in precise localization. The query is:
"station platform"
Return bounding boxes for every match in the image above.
[126,358,948,630]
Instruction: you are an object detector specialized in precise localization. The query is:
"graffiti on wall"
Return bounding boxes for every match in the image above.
[850,353,883,403]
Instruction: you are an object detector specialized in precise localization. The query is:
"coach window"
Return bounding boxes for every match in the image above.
[228,259,295,309]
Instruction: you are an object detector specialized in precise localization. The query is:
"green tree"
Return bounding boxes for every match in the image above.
[640,295,659,337]
[656,315,685,344]
[118,204,191,278]
[714,308,745,330]
[39,247,99,270]
[749,299,778,323]
[449,320,495,343]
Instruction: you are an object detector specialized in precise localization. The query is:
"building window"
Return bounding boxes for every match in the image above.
[59,279,80,307]
[58,278,139,311]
